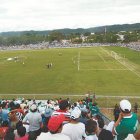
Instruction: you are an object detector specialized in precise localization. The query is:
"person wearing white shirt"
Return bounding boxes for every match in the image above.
[62,108,85,140]
[85,119,98,140]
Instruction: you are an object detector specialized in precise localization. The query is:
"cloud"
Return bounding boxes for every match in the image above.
[0,0,140,32]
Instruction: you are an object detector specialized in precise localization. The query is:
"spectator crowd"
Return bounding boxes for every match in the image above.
[0,42,140,51]
[0,98,139,140]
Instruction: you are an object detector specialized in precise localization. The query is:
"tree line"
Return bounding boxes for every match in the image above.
[0,30,140,46]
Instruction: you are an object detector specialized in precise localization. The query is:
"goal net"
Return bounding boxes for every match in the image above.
[111,51,120,60]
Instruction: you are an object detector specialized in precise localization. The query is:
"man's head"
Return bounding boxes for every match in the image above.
[120,100,131,114]
[17,126,26,137]
[59,100,69,111]
[93,102,98,107]
[85,119,97,134]
[81,111,88,118]
[71,108,81,121]
[30,104,37,112]
[2,102,8,109]
[99,129,113,140]
[47,114,65,134]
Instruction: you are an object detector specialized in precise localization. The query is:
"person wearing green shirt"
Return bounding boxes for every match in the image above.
[113,100,138,140]
[90,102,100,117]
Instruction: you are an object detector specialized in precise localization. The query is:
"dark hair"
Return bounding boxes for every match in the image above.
[30,108,37,112]
[85,119,97,134]
[120,108,131,114]
[17,126,26,137]
[96,115,104,128]
[2,103,7,109]
[9,102,15,108]
[2,121,9,127]
[81,111,88,118]
[16,121,23,129]
[15,104,20,109]
[4,128,15,140]
[59,100,69,110]
[28,131,37,140]
[74,103,77,107]
[98,129,113,140]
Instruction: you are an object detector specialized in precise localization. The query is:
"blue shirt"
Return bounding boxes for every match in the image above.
[1,109,9,121]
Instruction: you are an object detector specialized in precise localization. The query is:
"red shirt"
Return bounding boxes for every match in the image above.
[15,135,28,140]
[0,127,8,138]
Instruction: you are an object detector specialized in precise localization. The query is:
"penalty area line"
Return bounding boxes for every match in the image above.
[78,52,80,71]
[79,69,129,71]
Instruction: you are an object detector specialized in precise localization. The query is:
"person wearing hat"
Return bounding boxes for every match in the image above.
[90,102,100,118]
[22,104,43,137]
[112,100,138,140]
[38,114,70,140]
[41,108,53,132]
[62,108,85,140]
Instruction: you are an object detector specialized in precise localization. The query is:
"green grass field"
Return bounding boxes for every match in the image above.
[0,46,140,96]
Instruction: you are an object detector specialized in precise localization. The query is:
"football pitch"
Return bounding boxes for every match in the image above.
[0,46,140,96]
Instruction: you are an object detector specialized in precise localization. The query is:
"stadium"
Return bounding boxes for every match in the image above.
[1,0,140,139]
[1,45,140,140]
[0,44,140,140]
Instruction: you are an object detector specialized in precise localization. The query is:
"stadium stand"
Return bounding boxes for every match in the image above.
[0,42,140,51]
[0,98,139,140]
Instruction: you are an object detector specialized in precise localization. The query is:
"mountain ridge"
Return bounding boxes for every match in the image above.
[0,23,140,37]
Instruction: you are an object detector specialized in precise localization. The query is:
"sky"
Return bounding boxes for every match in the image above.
[0,0,140,32]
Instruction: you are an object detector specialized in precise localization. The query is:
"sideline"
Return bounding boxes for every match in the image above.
[0,94,140,98]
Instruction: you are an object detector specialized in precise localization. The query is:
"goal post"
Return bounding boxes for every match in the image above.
[111,51,120,60]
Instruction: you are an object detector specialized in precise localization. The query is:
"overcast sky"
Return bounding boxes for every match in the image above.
[0,0,140,32]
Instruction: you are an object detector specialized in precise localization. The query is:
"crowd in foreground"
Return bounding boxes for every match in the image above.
[0,98,139,140]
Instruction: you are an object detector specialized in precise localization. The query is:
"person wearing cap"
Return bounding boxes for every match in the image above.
[22,104,43,137]
[112,100,138,140]
[38,114,70,140]
[41,108,53,132]
[90,102,100,118]
[62,108,85,140]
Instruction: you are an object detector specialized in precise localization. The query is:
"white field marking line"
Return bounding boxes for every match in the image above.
[100,47,140,78]
[78,49,126,71]
[97,53,106,63]
[79,68,128,71]
[0,94,140,98]
[78,52,80,71]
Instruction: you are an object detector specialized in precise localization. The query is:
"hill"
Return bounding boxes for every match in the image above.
[0,23,140,37]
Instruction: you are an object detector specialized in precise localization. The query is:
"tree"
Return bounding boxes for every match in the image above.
[48,31,64,42]
[84,32,91,36]
[124,32,138,42]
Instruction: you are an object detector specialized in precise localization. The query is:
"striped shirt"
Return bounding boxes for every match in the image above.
[52,109,71,124]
